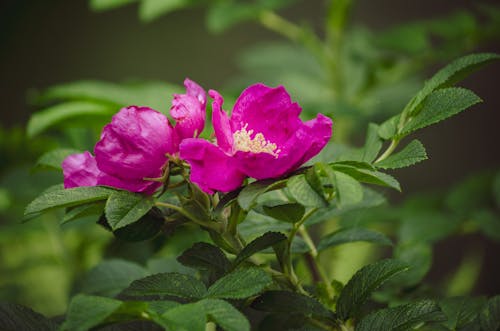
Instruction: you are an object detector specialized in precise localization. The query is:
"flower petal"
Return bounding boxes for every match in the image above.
[171,79,206,140]
[180,138,245,194]
[62,151,100,188]
[209,89,233,153]
[94,106,175,180]
[97,173,161,195]
[230,84,302,147]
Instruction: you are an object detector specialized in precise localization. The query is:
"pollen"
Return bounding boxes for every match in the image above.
[233,123,281,158]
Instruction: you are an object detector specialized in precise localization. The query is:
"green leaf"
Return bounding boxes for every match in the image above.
[288,175,328,208]
[79,259,148,297]
[356,300,446,331]
[391,242,432,287]
[122,272,207,299]
[139,0,192,22]
[177,242,231,277]
[24,186,113,219]
[110,207,165,241]
[160,301,206,331]
[61,294,122,331]
[337,259,409,320]
[440,296,486,330]
[27,101,114,137]
[206,267,272,299]
[35,148,81,171]
[238,178,287,210]
[90,0,138,11]
[0,303,58,331]
[251,290,333,319]
[262,203,305,223]
[234,232,287,267]
[400,87,481,136]
[375,140,428,169]
[480,296,500,331]
[201,299,250,331]
[402,53,499,118]
[36,80,182,113]
[318,227,392,251]
[333,171,364,207]
[332,163,401,191]
[62,202,105,224]
[378,115,399,140]
[362,123,383,163]
[399,211,458,244]
[104,190,154,230]
[206,2,261,33]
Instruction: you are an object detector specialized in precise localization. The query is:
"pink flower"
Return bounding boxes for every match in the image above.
[180,83,332,194]
[61,78,207,195]
[170,78,207,140]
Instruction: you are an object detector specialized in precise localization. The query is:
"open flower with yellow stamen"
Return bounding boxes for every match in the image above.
[180,83,333,194]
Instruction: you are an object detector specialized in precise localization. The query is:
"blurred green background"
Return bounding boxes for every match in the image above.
[1,0,500,317]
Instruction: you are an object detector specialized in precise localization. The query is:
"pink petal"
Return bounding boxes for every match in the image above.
[94,106,175,181]
[62,151,100,188]
[171,79,206,140]
[180,138,246,194]
[209,90,233,154]
[230,84,302,147]
[97,173,161,195]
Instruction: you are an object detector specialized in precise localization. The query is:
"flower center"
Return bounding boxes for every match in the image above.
[233,123,281,158]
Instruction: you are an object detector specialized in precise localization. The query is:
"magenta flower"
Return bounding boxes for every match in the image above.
[170,78,207,140]
[180,83,333,194]
[62,79,207,195]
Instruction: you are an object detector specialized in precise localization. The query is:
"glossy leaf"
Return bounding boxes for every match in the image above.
[177,242,231,277]
[440,296,486,330]
[0,303,58,331]
[287,175,328,208]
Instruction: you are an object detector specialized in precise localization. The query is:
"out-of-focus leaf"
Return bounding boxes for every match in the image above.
[399,211,459,244]
[375,140,427,169]
[207,2,260,33]
[391,242,432,287]
[356,300,446,331]
[475,210,500,242]
[90,0,138,11]
[206,267,272,299]
[27,101,114,137]
[35,148,81,171]
[362,123,383,163]
[104,190,154,230]
[139,0,194,22]
[446,172,492,216]
[79,259,148,297]
[318,227,392,251]
[337,259,409,320]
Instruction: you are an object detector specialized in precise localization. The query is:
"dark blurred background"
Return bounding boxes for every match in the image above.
[0,0,499,314]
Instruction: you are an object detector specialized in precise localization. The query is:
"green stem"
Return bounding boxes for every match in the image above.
[155,202,222,232]
[299,226,335,300]
[374,139,400,163]
[205,322,216,331]
[258,10,330,66]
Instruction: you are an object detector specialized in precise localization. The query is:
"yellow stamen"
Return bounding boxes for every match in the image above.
[233,123,281,158]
